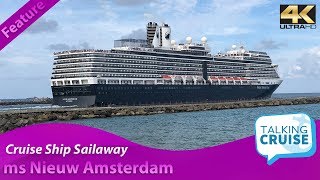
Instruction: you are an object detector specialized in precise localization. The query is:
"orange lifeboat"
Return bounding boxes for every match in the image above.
[162,75,172,79]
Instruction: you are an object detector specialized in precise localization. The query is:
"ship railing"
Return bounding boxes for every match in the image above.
[54,49,113,55]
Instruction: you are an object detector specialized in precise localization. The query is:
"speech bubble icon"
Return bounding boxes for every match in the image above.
[255,113,316,165]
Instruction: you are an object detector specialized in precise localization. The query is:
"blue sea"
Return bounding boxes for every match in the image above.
[69,104,320,150]
[1,93,320,150]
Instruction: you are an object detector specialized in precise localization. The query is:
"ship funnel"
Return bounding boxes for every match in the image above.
[161,24,171,48]
[147,22,158,47]
[152,23,172,48]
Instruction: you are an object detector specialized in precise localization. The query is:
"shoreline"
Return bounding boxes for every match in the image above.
[1,97,320,133]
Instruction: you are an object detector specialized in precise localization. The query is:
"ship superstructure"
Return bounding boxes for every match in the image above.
[51,22,282,107]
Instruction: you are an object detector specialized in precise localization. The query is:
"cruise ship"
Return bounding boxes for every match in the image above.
[51,22,282,107]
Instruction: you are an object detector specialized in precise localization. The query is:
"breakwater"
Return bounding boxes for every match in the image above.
[0,98,52,106]
[1,97,320,133]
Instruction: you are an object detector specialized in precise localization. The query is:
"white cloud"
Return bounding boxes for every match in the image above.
[99,0,118,19]
[150,0,198,15]
[144,13,156,21]
[307,47,320,58]
[280,46,320,79]
[293,65,302,71]
[207,27,251,36]
[114,0,155,6]
[143,0,271,41]
[211,0,270,13]
[256,39,287,50]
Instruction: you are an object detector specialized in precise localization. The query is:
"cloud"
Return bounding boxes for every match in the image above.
[144,13,157,21]
[113,0,154,6]
[207,26,251,36]
[284,46,320,79]
[150,0,198,15]
[256,39,287,50]
[211,0,270,13]
[0,61,7,67]
[47,43,70,51]
[99,0,118,19]
[121,29,146,39]
[140,0,271,40]
[26,18,59,34]
[308,46,320,57]
[47,42,94,51]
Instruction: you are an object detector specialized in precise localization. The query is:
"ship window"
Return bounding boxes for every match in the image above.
[57,81,63,86]
[98,79,106,84]
[81,80,89,84]
[121,80,132,85]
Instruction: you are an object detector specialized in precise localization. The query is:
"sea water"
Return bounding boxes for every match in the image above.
[69,103,320,150]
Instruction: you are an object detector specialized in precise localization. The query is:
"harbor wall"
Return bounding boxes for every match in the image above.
[1,97,320,133]
[0,98,52,106]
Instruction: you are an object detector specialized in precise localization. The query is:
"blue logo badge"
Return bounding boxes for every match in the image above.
[255,114,316,165]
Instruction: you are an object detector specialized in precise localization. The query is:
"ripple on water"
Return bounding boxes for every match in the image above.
[62,104,320,150]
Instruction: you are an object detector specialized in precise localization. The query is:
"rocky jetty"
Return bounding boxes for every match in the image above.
[1,97,320,133]
[0,97,52,106]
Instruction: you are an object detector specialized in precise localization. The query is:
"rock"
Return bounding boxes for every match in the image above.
[273,101,280,106]
[19,114,29,119]
[69,113,80,120]
[14,119,25,127]
[0,118,6,127]
[135,109,146,115]
[4,121,13,131]
[47,114,58,121]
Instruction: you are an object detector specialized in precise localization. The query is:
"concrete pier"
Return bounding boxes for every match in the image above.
[1,97,320,133]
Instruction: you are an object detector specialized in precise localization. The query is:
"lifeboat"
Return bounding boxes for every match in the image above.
[195,76,205,81]
[209,76,219,80]
[226,77,234,81]
[185,76,194,81]
[162,75,172,79]
[218,76,227,81]
[174,75,183,80]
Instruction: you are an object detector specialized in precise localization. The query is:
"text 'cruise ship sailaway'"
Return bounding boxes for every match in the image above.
[51,22,282,107]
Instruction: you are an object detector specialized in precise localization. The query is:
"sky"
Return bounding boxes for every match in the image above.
[0,0,320,98]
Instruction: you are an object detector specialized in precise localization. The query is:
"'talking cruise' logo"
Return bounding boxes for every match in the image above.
[280,4,316,29]
[255,114,317,165]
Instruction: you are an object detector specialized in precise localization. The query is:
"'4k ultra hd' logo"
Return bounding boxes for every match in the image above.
[280,5,316,29]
